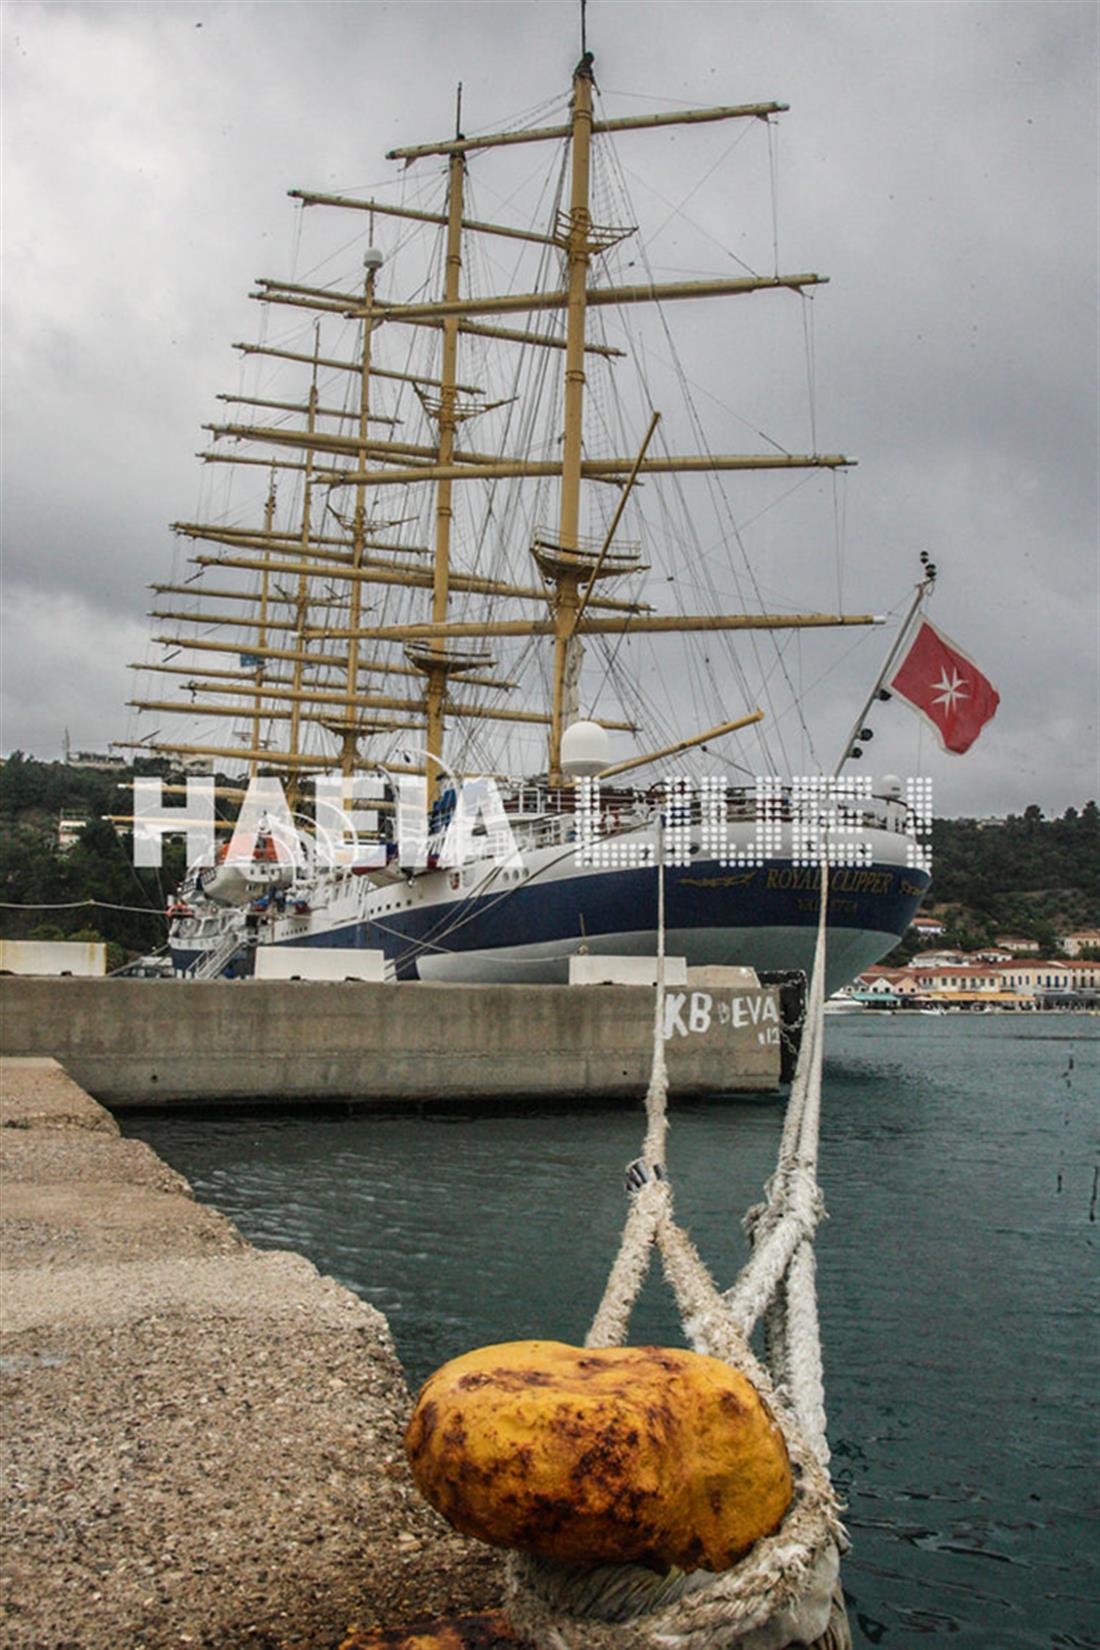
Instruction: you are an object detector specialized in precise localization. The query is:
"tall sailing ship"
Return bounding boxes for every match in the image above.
[126,45,932,989]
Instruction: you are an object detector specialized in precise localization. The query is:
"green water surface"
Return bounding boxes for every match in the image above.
[126,1014,1100,1648]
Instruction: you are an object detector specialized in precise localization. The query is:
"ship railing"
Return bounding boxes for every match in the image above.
[500,780,917,842]
[518,815,575,850]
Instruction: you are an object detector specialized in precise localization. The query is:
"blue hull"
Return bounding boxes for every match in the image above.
[171,856,928,987]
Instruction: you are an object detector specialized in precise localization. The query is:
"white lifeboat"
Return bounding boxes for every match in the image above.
[197,832,294,907]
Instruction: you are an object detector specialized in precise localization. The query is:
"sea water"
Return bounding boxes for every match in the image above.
[126,1015,1100,1648]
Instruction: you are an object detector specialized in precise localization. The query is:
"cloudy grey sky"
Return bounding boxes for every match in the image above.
[2,0,1096,817]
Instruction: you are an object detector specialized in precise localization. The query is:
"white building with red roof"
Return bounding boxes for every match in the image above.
[909,914,946,939]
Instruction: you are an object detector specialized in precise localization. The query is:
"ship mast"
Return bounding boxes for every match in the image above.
[383,55,867,786]
[415,126,468,795]
[284,341,323,805]
[126,56,887,787]
[247,472,277,775]
[340,250,382,777]
[548,52,596,782]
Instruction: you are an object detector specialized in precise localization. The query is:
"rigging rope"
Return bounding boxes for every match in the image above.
[506,842,848,1649]
[0,898,168,917]
[593,105,830,779]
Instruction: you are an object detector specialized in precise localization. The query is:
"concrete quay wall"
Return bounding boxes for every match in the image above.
[0,977,780,1108]
[0,1057,503,1650]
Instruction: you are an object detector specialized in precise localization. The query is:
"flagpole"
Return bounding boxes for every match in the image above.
[833,572,935,776]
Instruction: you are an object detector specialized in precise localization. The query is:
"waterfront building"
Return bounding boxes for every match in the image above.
[858,967,921,998]
[992,958,1100,994]
[854,958,1100,1008]
[989,961,1072,994]
[910,965,1002,998]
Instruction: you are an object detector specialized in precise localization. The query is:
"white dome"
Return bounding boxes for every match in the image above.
[560,719,612,777]
[879,773,903,799]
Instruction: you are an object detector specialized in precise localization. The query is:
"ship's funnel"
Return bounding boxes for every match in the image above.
[561,720,612,778]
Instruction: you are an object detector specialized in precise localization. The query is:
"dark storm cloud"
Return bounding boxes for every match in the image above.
[1,0,1096,817]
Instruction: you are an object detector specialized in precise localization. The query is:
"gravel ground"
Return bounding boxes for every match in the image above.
[0,1130,195,1192]
[0,1060,505,1650]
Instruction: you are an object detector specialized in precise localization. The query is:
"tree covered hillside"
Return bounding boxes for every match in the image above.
[918,803,1099,955]
[0,754,190,959]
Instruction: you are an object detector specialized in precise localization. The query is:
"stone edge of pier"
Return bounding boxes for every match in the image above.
[0,977,782,1108]
[0,1056,505,1650]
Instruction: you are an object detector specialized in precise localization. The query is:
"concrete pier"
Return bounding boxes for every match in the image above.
[0,977,781,1108]
[0,1058,504,1649]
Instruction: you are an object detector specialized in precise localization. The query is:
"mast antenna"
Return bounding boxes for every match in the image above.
[455,82,463,140]
[580,0,587,56]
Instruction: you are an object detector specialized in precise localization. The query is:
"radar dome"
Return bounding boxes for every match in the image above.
[561,720,612,777]
[879,774,903,799]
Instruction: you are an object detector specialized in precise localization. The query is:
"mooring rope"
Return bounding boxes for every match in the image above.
[507,849,847,1649]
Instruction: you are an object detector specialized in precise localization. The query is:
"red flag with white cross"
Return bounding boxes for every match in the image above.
[889,618,1000,754]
